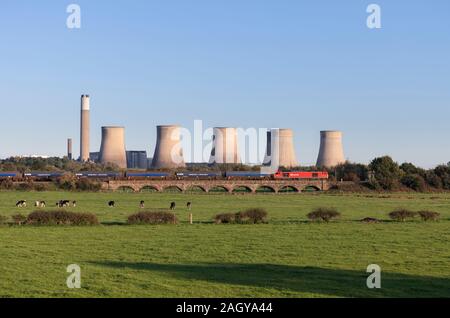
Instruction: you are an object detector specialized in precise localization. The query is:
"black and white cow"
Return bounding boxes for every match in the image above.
[16,200,27,208]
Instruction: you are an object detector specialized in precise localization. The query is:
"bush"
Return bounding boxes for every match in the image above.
[26,210,99,226]
[418,210,440,222]
[75,178,102,192]
[127,211,178,225]
[214,213,236,224]
[307,208,341,222]
[15,182,34,191]
[0,179,14,190]
[388,209,417,222]
[360,217,380,224]
[12,214,27,225]
[236,208,268,224]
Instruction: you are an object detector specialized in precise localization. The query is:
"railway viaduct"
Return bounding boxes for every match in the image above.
[102,179,337,193]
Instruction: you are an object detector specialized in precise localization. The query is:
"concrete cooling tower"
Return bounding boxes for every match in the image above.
[316,130,346,168]
[151,125,185,169]
[80,94,90,162]
[99,126,127,169]
[264,129,298,168]
[209,127,241,164]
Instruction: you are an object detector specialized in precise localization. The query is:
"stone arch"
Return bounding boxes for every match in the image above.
[163,185,183,193]
[140,185,160,193]
[232,186,253,193]
[186,185,207,193]
[303,185,321,192]
[209,186,230,193]
[255,186,276,193]
[116,185,136,193]
[278,185,299,193]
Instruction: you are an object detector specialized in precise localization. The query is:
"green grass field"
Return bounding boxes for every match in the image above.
[0,191,449,298]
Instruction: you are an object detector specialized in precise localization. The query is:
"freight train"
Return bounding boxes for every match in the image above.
[0,170,329,181]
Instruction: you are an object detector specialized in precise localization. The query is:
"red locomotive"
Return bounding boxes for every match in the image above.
[273,171,328,180]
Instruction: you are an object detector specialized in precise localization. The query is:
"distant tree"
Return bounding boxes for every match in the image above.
[425,171,442,189]
[400,162,425,176]
[335,162,369,182]
[434,165,450,190]
[369,156,403,190]
[401,174,427,192]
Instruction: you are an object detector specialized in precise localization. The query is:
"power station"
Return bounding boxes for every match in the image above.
[209,127,241,164]
[264,129,298,168]
[74,95,348,169]
[99,126,127,169]
[151,125,186,169]
[80,94,90,162]
[316,130,346,168]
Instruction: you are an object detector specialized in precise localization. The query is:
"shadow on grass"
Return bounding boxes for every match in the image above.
[89,261,450,298]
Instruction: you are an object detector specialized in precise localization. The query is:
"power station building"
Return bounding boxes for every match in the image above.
[80,94,90,162]
[209,127,241,165]
[99,126,127,169]
[264,128,298,168]
[316,130,346,168]
[151,125,185,169]
[126,150,148,169]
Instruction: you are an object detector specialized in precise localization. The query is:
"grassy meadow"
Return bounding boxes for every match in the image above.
[0,191,449,298]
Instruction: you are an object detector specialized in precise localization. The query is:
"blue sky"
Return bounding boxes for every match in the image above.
[0,0,449,168]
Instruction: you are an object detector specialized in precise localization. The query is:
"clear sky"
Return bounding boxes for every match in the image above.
[0,0,449,168]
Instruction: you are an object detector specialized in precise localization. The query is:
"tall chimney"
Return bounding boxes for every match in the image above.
[80,94,90,162]
[316,130,346,168]
[209,127,241,164]
[151,125,185,169]
[99,126,127,169]
[67,138,73,160]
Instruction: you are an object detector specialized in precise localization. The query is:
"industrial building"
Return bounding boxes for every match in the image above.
[209,127,241,164]
[126,151,148,169]
[316,130,346,167]
[151,125,186,169]
[99,126,127,169]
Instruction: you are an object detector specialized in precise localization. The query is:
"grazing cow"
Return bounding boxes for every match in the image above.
[108,201,115,208]
[72,201,77,207]
[16,200,27,208]
[35,201,46,208]
[58,200,70,208]
[170,202,176,210]
[187,202,192,210]
[140,201,145,209]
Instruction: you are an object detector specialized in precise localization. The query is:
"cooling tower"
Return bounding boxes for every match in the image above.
[209,127,241,164]
[99,126,127,169]
[151,125,185,169]
[316,130,346,167]
[80,94,90,162]
[67,138,73,160]
[264,129,298,168]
